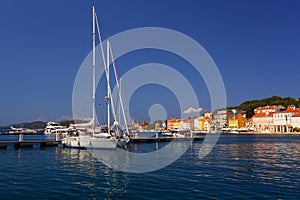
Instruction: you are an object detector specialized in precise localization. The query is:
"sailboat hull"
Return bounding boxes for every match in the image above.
[62,136,84,149]
[79,135,118,149]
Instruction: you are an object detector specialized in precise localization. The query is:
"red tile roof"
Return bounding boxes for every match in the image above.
[281,108,300,113]
[253,112,274,117]
[255,105,284,111]
[293,113,300,117]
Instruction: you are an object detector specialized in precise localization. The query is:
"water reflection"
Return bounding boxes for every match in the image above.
[56,148,129,199]
[193,135,300,192]
[87,139,193,173]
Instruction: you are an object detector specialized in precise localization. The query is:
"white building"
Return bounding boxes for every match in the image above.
[272,112,292,133]
[254,105,285,114]
[213,110,228,129]
[292,113,300,129]
[194,117,199,130]
[252,112,273,132]
[181,119,194,130]
[271,105,300,133]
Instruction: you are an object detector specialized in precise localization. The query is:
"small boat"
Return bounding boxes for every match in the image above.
[8,126,37,134]
[166,129,191,138]
[161,131,173,137]
[229,131,239,134]
[229,128,239,134]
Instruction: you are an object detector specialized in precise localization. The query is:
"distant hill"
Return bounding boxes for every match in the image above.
[0,119,88,130]
[228,96,300,118]
[0,121,47,129]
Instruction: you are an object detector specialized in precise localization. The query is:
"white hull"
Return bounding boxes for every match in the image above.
[230,131,239,134]
[62,136,82,148]
[117,137,130,148]
[162,132,173,136]
[168,129,191,138]
[79,135,118,149]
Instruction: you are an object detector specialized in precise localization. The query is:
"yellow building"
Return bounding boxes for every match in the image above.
[228,113,247,128]
[195,116,210,131]
[173,119,182,129]
[228,117,238,128]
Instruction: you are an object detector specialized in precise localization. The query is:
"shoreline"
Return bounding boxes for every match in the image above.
[191,131,300,135]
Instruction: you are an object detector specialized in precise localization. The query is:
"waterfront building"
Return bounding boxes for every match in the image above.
[292,113,300,129]
[272,105,300,133]
[252,112,274,132]
[181,118,194,130]
[173,119,182,129]
[194,117,200,130]
[252,105,285,133]
[194,116,211,131]
[203,119,211,131]
[245,118,254,130]
[167,118,177,130]
[254,105,285,114]
[167,118,182,130]
[227,110,246,128]
[213,109,228,129]
[228,116,238,128]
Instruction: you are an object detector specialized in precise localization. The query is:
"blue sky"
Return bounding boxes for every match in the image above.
[0,0,299,125]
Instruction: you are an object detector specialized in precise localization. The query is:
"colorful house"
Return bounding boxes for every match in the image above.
[193,116,211,131]
[181,118,194,130]
[227,110,246,128]
[167,118,182,130]
[213,109,228,129]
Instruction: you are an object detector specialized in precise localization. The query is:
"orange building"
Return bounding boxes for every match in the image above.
[167,118,181,130]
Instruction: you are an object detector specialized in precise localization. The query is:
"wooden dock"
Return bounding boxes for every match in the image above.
[0,140,61,149]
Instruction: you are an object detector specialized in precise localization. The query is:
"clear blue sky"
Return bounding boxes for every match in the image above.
[0,0,299,125]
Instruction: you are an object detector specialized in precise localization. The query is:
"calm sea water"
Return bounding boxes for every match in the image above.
[0,134,299,199]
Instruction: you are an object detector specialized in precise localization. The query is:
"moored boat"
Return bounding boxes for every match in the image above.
[64,5,132,149]
[44,121,69,135]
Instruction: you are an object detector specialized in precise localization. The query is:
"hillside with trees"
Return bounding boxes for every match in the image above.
[228,96,300,119]
[0,121,46,129]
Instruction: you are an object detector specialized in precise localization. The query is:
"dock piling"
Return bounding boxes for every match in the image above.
[19,134,23,142]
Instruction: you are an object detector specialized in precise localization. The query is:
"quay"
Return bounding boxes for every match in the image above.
[0,136,204,149]
[0,140,60,149]
[0,133,204,149]
[130,136,204,143]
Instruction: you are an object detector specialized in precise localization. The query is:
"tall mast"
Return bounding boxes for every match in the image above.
[109,42,129,134]
[106,40,110,135]
[92,5,96,135]
[94,10,117,136]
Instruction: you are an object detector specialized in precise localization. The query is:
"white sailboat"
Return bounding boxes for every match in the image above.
[63,5,130,149]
